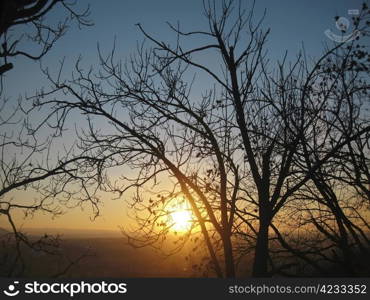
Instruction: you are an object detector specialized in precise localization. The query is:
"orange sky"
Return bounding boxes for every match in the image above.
[0,190,131,232]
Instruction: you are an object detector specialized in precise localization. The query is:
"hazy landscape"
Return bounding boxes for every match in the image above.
[0,228,205,277]
[1,227,369,278]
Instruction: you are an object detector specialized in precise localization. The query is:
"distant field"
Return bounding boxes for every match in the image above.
[60,237,193,278]
[0,228,200,277]
[1,228,369,277]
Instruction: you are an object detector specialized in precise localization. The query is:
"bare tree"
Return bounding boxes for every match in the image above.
[0,0,92,76]
[274,32,370,275]
[262,11,370,276]
[30,0,370,278]
[0,0,94,276]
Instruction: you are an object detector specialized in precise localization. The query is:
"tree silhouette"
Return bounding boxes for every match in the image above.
[0,0,93,276]
[30,0,370,277]
[0,0,92,76]
[269,37,370,275]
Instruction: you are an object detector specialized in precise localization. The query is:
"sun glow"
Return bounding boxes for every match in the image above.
[170,207,192,232]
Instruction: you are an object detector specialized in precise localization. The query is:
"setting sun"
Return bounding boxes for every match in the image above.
[170,208,192,232]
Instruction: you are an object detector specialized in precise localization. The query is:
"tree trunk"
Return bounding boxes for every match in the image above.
[252,215,270,277]
[335,213,354,275]
[223,234,235,277]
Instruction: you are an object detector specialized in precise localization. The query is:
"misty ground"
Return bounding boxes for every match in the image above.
[0,228,212,277]
[1,227,369,277]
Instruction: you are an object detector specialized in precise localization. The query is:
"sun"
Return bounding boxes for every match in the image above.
[170,208,192,232]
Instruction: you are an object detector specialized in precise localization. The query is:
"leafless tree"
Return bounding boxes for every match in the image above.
[265,13,370,276]
[0,0,92,77]
[284,42,369,275]
[0,0,94,276]
[29,0,370,278]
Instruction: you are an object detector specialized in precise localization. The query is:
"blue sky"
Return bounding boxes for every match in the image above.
[5,0,367,97]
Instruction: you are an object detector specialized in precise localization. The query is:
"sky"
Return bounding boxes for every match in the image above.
[1,0,367,233]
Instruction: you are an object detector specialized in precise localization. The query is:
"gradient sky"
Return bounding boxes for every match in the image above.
[1,0,366,232]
